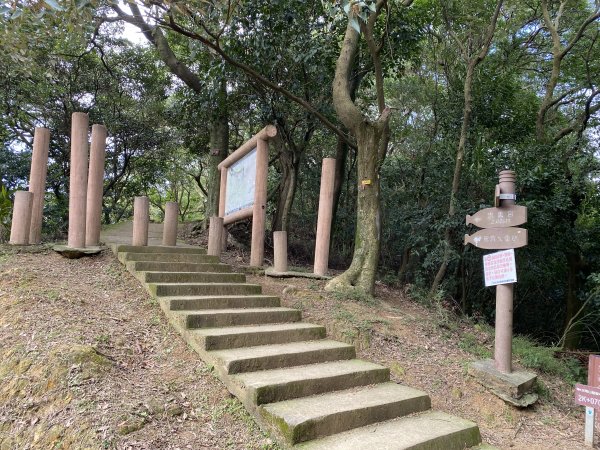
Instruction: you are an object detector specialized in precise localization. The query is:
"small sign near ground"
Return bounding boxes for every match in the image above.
[483,249,517,287]
[575,384,600,409]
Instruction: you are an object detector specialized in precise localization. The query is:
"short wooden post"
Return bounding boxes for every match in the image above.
[132,196,149,246]
[273,231,288,272]
[218,168,228,252]
[314,158,336,276]
[67,112,89,249]
[208,216,224,257]
[250,138,269,267]
[9,191,33,245]
[162,201,178,246]
[494,170,516,373]
[85,124,107,247]
[28,127,50,244]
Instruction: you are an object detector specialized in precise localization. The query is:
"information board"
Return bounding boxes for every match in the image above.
[483,249,517,287]
[225,147,256,216]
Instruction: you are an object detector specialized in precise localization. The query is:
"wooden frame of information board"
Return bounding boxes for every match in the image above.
[217,125,277,267]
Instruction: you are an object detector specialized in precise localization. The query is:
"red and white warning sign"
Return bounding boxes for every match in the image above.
[483,249,517,287]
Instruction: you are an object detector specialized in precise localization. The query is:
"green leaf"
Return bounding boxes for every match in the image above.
[76,0,90,9]
[44,0,64,11]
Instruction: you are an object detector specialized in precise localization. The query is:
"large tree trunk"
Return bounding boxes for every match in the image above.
[204,82,229,227]
[325,14,391,296]
[272,145,299,232]
[326,122,389,295]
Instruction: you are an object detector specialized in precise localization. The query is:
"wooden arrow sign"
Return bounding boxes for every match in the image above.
[464,227,528,249]
[466,205,527,228]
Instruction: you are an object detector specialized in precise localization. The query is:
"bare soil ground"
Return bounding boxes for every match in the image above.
[0,245,277,450]
[0,228,595,450]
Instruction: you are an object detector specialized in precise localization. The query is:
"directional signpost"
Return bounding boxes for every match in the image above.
[466,170,537,406]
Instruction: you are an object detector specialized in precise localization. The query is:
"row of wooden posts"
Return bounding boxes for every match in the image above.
[10,115,335,276]
[9,113,107,248]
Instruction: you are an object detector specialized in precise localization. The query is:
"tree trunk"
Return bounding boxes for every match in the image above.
[326,123,387,294]
[562,252,586,350]
[272,146,299,232]
[204,82,229,228]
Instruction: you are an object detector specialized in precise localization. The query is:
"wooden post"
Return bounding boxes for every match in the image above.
[85,124,107,247]
[314,158,336,276]
[250,138,269,267]
[162,201,178,246]
[494,170,516,373]
[208,216,224,257]
[273,231,288,272]
[9,191,33,245]
[28,127,50,244]
[132,196,149,246]
[218,168,228,251]
[68,112,89,248]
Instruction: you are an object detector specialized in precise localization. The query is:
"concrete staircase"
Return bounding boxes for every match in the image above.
[111,244,483,449]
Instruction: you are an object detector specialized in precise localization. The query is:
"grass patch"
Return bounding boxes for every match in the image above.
[458,332,492,359]
[329,286,377,305]
[512,336,585,383]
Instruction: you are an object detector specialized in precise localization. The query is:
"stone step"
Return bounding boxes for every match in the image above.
[143,271,246,284]
[232,359,390,405]
[127,261,232,273]
[149,282,262,297]
[193,323,326,350]
[178,307,301,329]
[121,252,219,263]
[113,244,206,254]
[166,295,281,311]
[296,411,481,450]
[210,340,356,374]
[261,382,430,444]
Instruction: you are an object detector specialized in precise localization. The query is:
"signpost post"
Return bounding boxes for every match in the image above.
[465,170,537,406]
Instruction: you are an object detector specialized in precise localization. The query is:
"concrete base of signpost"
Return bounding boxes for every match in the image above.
[468,359,538,407]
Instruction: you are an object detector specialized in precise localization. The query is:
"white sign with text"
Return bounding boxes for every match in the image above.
[483,249,517,287]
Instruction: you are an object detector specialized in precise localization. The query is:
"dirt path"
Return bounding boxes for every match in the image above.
[0,246,278,450]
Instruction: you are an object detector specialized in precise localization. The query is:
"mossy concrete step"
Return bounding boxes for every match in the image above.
[127,261,232,273]
[112,244,205,254]
[143,271,246,284]
[166,295,281,311]
[178,307,301,329]
[232,359,390,405]
[192,323,326,350]
[296,410,481,450]
[149,282,262,297]
[261,382,430,445]
[210,340,356,374]
[120,252,219,263]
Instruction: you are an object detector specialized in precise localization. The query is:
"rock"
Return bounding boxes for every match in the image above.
[389,362,405,377]
[166,404,183,417]
[452,387,463,399]
[283,285,298,296]
[117,418,146,435]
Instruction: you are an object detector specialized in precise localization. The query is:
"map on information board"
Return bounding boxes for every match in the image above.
[225,147,256,216]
